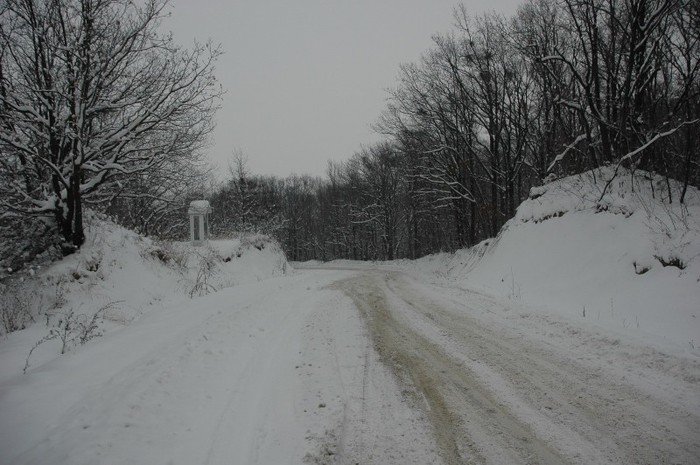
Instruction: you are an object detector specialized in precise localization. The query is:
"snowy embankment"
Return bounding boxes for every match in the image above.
[0,219,298,464]
[0,217,287,383]
[417,168,700,354]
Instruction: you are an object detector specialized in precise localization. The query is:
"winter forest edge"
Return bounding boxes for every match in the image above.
[1,0,699,269]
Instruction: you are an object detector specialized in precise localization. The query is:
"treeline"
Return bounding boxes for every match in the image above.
[3,0,697,269]
[210,0,700,261]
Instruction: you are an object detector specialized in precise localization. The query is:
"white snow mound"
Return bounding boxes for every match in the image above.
[0,215,288,381]
[445,167,700,351]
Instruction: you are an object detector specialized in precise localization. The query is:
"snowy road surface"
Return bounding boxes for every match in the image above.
[2,265,699,464]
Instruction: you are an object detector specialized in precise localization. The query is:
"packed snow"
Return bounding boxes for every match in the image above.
[1,168,699,464]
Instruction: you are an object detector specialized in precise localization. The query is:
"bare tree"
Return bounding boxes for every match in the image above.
[664,0,700,202]
[0,0,222,252]
[351,143,406,260]
[534,0,693,172]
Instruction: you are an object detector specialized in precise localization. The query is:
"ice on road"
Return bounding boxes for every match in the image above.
[2,266,699,464]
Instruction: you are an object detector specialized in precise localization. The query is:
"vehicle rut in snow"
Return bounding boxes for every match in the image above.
[336,271,700,465]
[337,273,566,465]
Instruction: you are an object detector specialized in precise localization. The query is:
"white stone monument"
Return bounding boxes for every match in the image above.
[188,200,211,246]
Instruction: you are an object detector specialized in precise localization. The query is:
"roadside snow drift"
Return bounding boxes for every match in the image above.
[0,217,288,382]
[445,168,700,351]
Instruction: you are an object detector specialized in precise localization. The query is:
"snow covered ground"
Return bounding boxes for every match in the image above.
[1,169,699,464]
[0,269,446,465]
[0,220,441,465]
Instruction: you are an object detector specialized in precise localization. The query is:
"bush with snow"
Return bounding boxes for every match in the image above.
[0,282,36,335]
[0,216,62,281]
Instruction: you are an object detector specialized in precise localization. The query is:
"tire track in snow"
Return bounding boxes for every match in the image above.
[309,277,443,465]
[338,272,568,465]
[381,272,700,464]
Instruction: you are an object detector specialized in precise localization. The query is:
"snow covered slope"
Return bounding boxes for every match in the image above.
[0,216,288,382]
[444,168,700,352]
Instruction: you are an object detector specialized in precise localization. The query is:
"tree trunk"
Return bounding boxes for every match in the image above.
[57,171,86,254]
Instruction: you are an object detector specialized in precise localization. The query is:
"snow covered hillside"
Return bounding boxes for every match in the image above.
[438,168,700,353]
[0,216,287,381]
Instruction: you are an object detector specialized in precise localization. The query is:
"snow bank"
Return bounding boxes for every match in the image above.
[442,168,700,353]
[0,216,288,381]
[7,217,287,325]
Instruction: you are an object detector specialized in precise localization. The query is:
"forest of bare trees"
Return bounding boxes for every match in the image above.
[215,0,699,261]
[1,0,698,267]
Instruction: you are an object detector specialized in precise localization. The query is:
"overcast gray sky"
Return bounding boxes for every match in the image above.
[166,0,521,178]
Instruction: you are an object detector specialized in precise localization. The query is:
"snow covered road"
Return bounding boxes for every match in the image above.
[1,269,440,465]
[336,270,700,464]
[2,265,699,464]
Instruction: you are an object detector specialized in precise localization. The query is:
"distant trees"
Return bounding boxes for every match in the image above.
[108,0,691,262]
[278,174,321,260]
[265,0,699,262]
[208,153,283,238]
[0,0,221,252]
[350,143,405,260]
